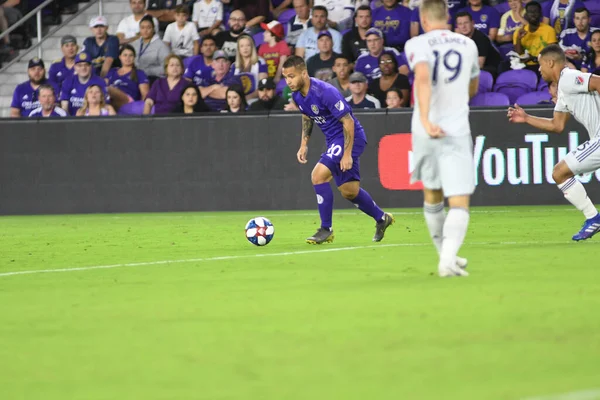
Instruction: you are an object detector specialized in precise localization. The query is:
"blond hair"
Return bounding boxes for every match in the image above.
[77,84,106,116]
[419,0,448,22]
[235,35,259,73]
[164,53,184,76]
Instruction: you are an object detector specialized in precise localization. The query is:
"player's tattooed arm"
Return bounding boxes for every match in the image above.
[340,114,355,153]
[301,114,314,141]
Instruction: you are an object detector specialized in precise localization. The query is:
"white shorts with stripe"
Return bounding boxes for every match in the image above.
[563,135,600,175]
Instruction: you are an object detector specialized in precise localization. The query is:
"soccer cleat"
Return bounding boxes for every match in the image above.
[439,264,469,278]
[373,212,395,242]
[306,227,334,244]
[572,213,600,241]
[456,257,468,269]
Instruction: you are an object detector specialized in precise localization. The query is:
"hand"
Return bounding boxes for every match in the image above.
[340,153,353,172]
[297,146,308,164]
[284,102,298,111]
[199,28,210,37]
[517,28,527,40]
[507,103,527,123]
[422,120,445,138]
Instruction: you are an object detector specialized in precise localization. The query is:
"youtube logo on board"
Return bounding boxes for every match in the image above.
[378,133,423,191]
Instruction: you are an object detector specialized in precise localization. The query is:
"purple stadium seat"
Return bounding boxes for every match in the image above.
[584,0,600,26]
[495,2,510,15]
[478,70,494,93]
[253,32,264,47]
[496,43,515,60]
[537,79,548,92]
[278,9,296,24]
[276,78,287,95]
[118,101,154,115]
[470,92,510,107]
[515,91,552,105]
[493,69,538,103]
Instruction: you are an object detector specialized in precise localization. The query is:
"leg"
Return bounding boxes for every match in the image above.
[338,181,384,222]
[438,195,470,277]
[107,86,131,112]
[306,162,335,244]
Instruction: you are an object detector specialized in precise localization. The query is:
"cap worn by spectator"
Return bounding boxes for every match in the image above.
[212,50,228,60]
[75,52,91,64]
[258,77,276,90]
[260,21,284,40]
[61,35,77,46]
[349,72,367,83]
[89,15,108,28]
[28,57,45,69]
[365,28,383,38]
[318,30,332,40]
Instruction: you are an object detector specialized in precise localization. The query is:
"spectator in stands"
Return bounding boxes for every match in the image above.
[136,16,171,81]
[200,50,242,111]
[76,84,117,116]
[544,0,585,36]
[410,6,452,38]
[306,30,340,80]
[342,5,372,63]
[372,0,411,52]
[163,5,200,59]
[83,16,120,77]
[49,35,78,92]
[258,20,291,83]
[222,0,269,34]
[214,9,247,61]
[0,1,17,58]
[174,84,211,114]
[345,71,380,109]
[271,0,292,19]
[313,0,354,31]
[10,58,59,118]
[582,30,600,74]
[497,0,527,44]
[354,27,408,82]
[560,8,598,69]
[286,0,312,49]
[296,6,342,60]
[514,1,557,72]
[60,53,108,115]
[27,85,67,118]
[249,77,287,111]
[328,55,351,97]
[116,0,160,45]
[144,54,189,114]
[106,44,150,111]
[184,36,216,86]
[222,84,247,112]
[385,87,403,109]
[368,51,410,107]
[146,0,182,29]
[455,11,502,77]
[0,0,22,32]
[193,0,223,37]
[232,35,268,100]
[457,0,500,42]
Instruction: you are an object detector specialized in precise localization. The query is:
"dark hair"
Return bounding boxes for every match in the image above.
[119,44,139,82]
[312,5,328,17]
[175,84,210,113]
[525,1,542,13]
[586,31,600,70]
[539,44,567,63]
[201,36,216,45]
[455,11,473,21]
[282,55,307,70]
[386,87,403,100]
[379,51,399,71]
[225,84,247,112]
[574,7,590,17]
[355,5,371,17]
[139,15,155,31]
[175,4,188,14]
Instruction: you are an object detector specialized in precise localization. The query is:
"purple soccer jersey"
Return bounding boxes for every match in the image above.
[106,67,149,101]
[354,47,407,82]
[292,78,367,186]
[458,5,500,36]
[11,79,60,117]
[372,4,412,50]
[200,69,241,111]
[543,0,585,34]
[183,56,214,86]
[48,58,74,92]
[28,106,68,117]
[59,75,108,116]
[560,28,599,68]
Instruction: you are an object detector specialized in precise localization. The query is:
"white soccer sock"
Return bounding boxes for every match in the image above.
[439,208,470,269]
[424,202,445,253]
[557,178,598,220]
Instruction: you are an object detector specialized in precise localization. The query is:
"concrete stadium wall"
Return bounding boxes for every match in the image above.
[1,109,599,215]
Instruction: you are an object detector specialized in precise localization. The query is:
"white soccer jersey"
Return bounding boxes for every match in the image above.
[555,68,600,139]
[192,0,223,29]
[405,29,479,137]
[163,21,200,57]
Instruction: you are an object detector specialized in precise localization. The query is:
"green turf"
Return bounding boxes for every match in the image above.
[1,206,599,400]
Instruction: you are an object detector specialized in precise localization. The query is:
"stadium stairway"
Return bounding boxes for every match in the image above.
[0,1,131,117]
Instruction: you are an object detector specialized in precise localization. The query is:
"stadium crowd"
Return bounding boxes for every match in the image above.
[7,0,600,118]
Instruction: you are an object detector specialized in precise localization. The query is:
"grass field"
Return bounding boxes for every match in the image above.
[1,206,599,400]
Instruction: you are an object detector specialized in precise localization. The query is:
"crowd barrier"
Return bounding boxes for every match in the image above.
[1,108,599,215]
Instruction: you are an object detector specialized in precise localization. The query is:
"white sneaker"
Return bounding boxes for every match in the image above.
[438,263,469,277]
[456,257,468,269]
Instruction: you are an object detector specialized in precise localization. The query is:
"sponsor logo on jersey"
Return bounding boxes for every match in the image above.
[575,76,585,85]
[334,100,344,111]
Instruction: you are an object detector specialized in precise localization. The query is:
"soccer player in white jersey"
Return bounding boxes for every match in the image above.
[508,44,600,241]
[404,0,480,277]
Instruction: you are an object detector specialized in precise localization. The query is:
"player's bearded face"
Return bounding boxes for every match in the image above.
[283,67,305,92]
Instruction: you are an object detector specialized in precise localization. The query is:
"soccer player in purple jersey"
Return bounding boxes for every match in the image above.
[282,55,394,244]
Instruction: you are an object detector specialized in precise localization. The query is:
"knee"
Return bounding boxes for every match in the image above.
[552,162,573,184]
[338,186,358,200]
[311,174,328,185]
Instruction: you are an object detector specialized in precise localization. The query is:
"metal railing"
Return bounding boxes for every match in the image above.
[0,0,103,71]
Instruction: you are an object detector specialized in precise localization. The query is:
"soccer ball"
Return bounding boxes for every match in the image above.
[245,217,275,246]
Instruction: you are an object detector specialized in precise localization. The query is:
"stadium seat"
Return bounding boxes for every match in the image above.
[276,78,287,95]
[493,69,538,103]
[495,2,510,15]
[515,91,552,105]
[470,92,510,107]
[537,79,548,92]
[119,101,152,115]
[496,43,515,60]
[478,70,494,93]
[278,9,296,24]
[584,1,600,26]
[253,32,264,47]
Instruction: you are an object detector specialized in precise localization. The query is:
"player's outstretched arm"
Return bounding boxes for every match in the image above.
[588,74,600,95]
[297,114,313,164]
[340,114,355,172]
[413,62,444,138]
[507,103,570,133]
